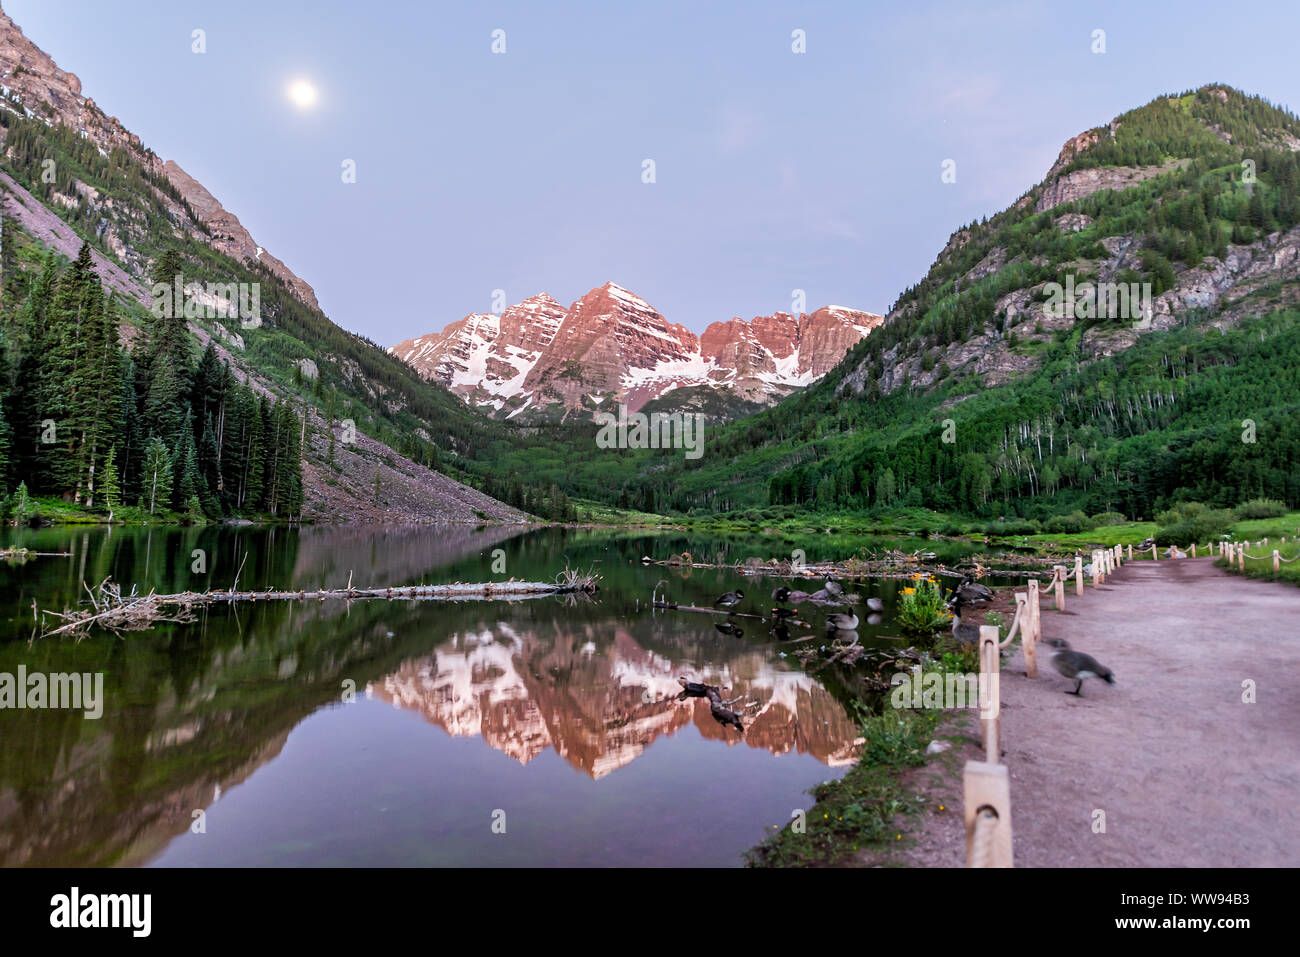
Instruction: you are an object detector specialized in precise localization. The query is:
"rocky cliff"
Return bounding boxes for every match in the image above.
[392,282,883,420]
[0,6,318,310]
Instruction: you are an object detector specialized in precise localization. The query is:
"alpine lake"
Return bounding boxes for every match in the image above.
[0,523,988,866]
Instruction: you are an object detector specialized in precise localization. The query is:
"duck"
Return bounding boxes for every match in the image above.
[945,596,981,645]
[825,611,859,632]
[865,597,884,613]
[714,621,743,637]
[771,585,792,603]
[713,590,744,609]
[1047,639,1115,696]
[770,607,799,621]
[957,579,994,603]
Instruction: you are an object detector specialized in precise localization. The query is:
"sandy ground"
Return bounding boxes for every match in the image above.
[893,556,1300,867]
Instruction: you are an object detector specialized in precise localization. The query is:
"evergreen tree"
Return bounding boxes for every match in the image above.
[99,445,121,520]
[197,412,221,516]
[171,411,201,511]
[141,437,172,514]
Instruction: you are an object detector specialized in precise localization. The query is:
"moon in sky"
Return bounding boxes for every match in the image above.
[288,79,318,109]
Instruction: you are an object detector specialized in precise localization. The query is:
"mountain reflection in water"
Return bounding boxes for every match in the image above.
[1,524,976,866]
[371,621,861,780]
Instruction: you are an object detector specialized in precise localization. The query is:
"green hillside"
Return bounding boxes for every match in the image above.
[557,85,1300,523]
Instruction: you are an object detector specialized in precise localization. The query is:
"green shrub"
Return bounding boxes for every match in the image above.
[1154,501,1234,546]
[984,518,1041,536]
[1090,511,1128,526]
[897,575,950,637]
[1234,498,1288,520]
[1044,510,1095,534]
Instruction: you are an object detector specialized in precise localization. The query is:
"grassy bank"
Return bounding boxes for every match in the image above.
[1217,538,1300,585]
[745,706,949,866]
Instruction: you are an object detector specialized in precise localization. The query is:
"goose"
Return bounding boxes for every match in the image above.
[808,588,833,602]
[771,585,792,603]
[1047,639,1115,696]
[709,698,744,732]
[957,579,994,603]
[865,597,884,613]
[786,590,810,604]
[677,677,714,697]
[945,596,981,645]
[825,611,859,631]
[824,580,844,597]
[866,613,883,626]
[713,590,744,609]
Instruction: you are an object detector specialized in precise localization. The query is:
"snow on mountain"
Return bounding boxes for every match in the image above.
[391,282,883,420]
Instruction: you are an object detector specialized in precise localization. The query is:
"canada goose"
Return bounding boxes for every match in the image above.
[713,590,744,609]
[808,589,833,602]
[865,597,884,613]
[945,596,981,645]
[709,698,744,732]
[715,621,743,637]
[677,677,714,697]
[786,590,810,604]
[825,612,859,631]
[1047,639,1115,696]
[957,579,994,603]
[824,580,844,597]
[772,585,792,603]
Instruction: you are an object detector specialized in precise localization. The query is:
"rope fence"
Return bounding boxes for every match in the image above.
[963,530,1293,865]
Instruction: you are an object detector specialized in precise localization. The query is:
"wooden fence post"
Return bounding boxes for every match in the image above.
[1152,543,1158,561]
[1074,555,1083,596]
[979,625,1001,761]
[964,760,1013,868]
[1190,543,1196,558]
[1127,544,1133,561]
[1237,543,1245,571]
[1274,550,1280,573]
[1092,550,1102,587]
[1025,582,1039,679]
[1053,564,1065,613]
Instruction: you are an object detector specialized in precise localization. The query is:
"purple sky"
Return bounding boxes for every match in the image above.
[5,0,1299,341]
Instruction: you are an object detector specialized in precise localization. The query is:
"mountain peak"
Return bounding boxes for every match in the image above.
[392,287,881,420]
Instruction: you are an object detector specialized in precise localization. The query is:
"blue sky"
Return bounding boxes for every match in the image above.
[6,0,1300,342]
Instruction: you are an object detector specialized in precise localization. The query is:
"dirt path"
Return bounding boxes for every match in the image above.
[908,556,1300,866]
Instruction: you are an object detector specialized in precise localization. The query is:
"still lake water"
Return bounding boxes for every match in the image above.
[0,523,980,867]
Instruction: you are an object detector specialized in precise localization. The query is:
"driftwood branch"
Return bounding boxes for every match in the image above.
[41,568,601,638]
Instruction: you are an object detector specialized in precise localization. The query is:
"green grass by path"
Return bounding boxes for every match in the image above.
[1218,538,1300,585]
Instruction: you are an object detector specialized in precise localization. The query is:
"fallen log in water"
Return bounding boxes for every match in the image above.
[1,548,73,560]
[650,601,768,620]
[40,568,601,638]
